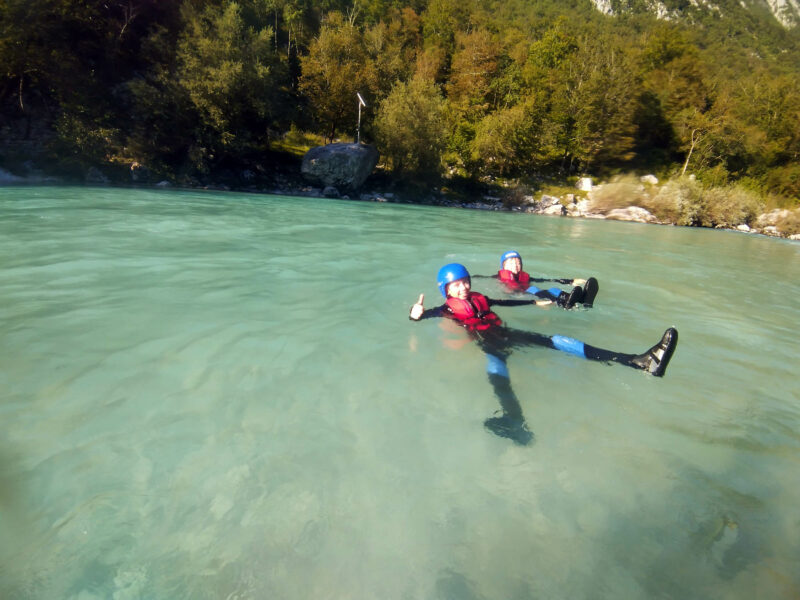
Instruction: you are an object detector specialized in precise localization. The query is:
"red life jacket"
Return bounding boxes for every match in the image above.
[445,292,503,331]
[498,269,530,290]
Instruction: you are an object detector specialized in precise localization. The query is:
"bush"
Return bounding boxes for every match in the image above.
[589,175,650,213]
[585,174,765,228]
[776,209,800,236]
[702,185,763,227]
[649,179,762,227]
[765,164,800,204]
[650,178,704,225]
[501,186,531,209]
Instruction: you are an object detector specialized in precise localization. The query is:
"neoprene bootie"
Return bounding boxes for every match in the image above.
[557,286,583,309]
[582,277,599,307]
[631,328,679,377]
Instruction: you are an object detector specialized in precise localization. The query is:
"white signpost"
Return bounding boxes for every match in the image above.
[356,92,366,144]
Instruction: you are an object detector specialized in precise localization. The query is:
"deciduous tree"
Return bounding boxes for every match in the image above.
[374,75,448,176]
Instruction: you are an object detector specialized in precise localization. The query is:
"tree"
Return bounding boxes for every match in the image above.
[299,12,370,141]
[446,29,501,116]
[374,75,449,176]
[471,100,543,176]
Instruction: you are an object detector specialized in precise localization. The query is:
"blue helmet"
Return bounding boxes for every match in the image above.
[500,250,521,266]
[437,263,471,298]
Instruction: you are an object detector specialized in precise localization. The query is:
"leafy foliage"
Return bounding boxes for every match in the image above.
[374,75,448,176]
[0,0,799,206]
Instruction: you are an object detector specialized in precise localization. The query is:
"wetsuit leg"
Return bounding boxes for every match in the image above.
[526,285,568,301]
[483,353,533,445]
[582,329,678,376]
[490,327,678,376]
[547,286,564,297]
[527,286,582,308]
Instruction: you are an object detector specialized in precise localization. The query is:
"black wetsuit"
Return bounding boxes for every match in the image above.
[473,272,594,306]
[412,293,666,445]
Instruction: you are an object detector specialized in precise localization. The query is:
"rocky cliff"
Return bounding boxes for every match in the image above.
[589,0,800,28]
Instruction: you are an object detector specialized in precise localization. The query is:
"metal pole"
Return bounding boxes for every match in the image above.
[356,93,366,145]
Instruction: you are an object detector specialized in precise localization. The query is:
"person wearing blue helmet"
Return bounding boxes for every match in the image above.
[474,250,599,309]
[409,263,678,445]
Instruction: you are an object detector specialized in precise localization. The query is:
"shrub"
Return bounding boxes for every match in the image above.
[702,185,763,227]
[650,178,704,225]
[501,186,531,209]
[586,174,766,228]
[776,209,800,236]
[589,175,650,213]
[765,164,800,205]
[649,179,762,227]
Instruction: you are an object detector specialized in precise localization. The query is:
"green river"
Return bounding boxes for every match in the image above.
[1,186,798,599]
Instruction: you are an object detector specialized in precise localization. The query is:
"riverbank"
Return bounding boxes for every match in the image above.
[2,166,798,241]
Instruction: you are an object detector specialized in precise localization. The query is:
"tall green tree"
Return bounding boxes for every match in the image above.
[471,100,544,176]
[174,2,287,168]
[299,12,370,141]
[374,75,449,176]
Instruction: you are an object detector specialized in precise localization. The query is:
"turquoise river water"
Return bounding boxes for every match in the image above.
[1,186,798,599]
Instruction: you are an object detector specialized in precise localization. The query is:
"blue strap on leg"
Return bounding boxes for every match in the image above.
[525,285,542,294]
[551,335,586,358]
[548,287,563,297]
[486,353,510,378]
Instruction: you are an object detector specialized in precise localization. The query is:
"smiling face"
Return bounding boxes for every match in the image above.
[502,256,522,274]
[446,278,471,300]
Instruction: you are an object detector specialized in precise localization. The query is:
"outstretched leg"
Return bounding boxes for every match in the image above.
[526,285,583,309]
[482,353,533,445]
[488,327,679,377]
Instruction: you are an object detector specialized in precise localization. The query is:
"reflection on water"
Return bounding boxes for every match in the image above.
[1,187,799,599]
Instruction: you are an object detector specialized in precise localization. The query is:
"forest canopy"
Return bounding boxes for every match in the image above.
[1,0,799,204]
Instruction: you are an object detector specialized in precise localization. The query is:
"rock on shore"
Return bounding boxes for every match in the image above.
[301,143,379,195]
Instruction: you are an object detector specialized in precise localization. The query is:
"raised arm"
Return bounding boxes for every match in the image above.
[409,294,447,321]
[409,293,425,320]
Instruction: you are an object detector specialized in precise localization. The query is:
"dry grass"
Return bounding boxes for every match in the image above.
[776,209,800,235]
[590,176,764,227]
[270,127,326,157]
[589,175,651,214]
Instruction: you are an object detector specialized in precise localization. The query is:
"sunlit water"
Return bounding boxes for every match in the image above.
[1,186,798,599]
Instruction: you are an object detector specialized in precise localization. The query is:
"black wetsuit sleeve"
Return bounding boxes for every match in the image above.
[410,304,448,321]
[472,274,499,280]
[486,298,537,307]
[529,277,573,284]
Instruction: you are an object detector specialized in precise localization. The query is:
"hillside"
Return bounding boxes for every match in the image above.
[0,0,798,207]
[589,0,800,28]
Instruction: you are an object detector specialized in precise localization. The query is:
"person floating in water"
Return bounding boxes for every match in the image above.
[475,250,599,309]
[409,263,678,445]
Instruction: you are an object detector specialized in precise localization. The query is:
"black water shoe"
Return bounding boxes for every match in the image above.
[582,277,599,307]
[557,286,583,309]
[632,328,679,377]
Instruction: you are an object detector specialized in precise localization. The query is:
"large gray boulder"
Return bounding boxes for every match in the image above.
[0,168,24,183]
[301,143,379,192]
